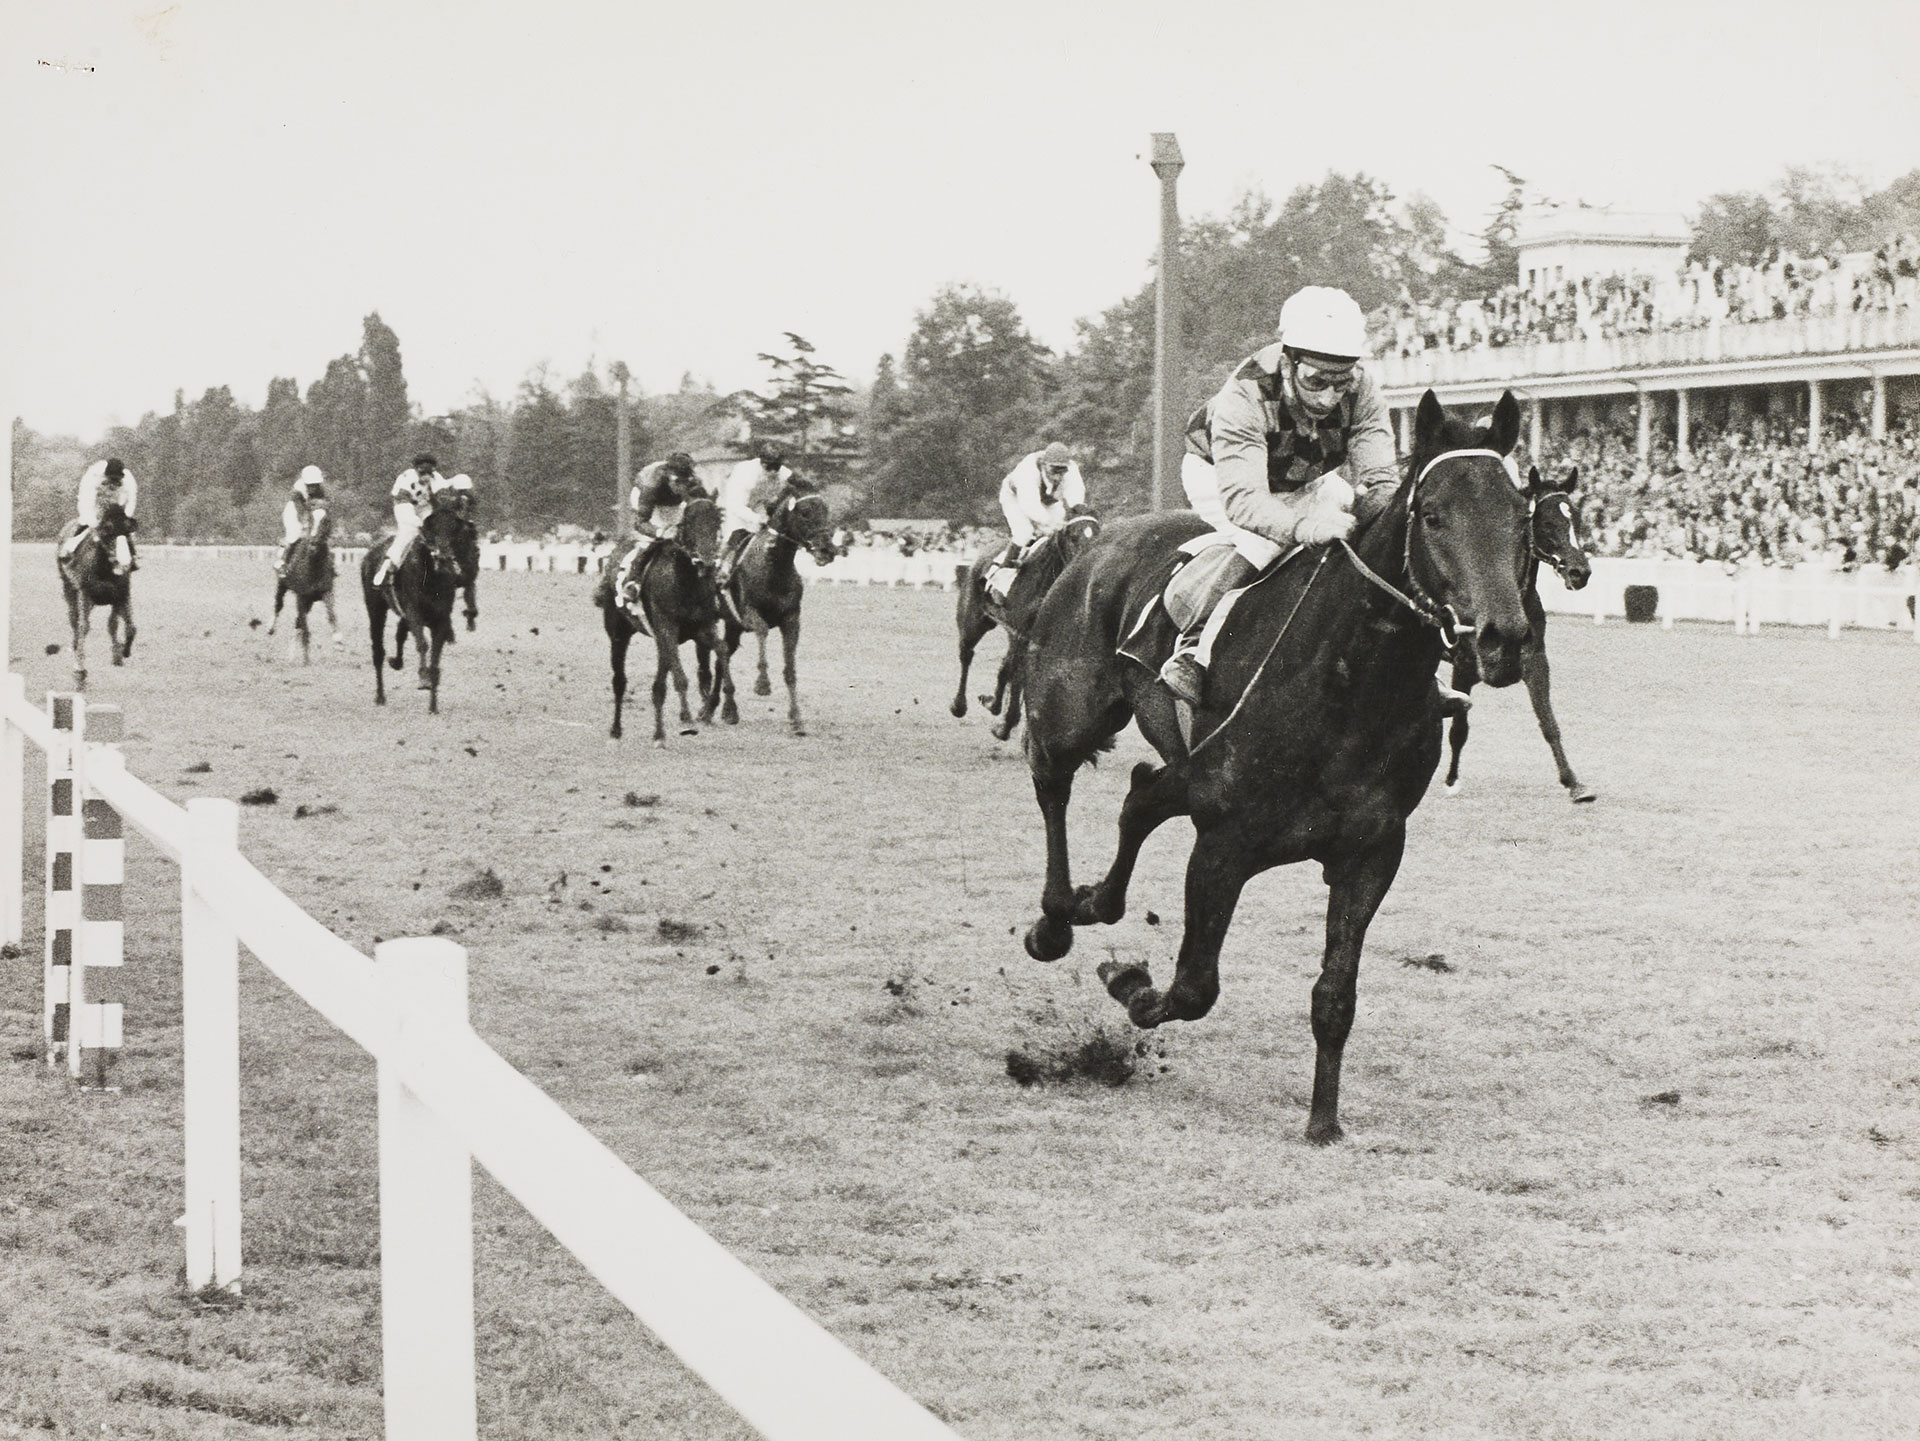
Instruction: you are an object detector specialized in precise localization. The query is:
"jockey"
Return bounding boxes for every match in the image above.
[62,458,140,572]
[371,453,441,588]
[985,441,1086,600]
[275,465,329,576]
[1158,286,1399,704]
[717,440,794,584]
[617,452,702,606]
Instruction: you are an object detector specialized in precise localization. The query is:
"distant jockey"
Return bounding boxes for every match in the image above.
[432,469,475,516]
[1158,286,1399,705]
[984,441,1086,601]
[276,465,329,575]
[371,453,441,588]
[617,453,702,608]
[60,458,140,573]
[717,440,795,586]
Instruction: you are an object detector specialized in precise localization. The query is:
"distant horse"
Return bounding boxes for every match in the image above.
[359,507,464,712]
[593,496,736,745]
[1019,389,1533,1144]
[722,490,838,735]
[951,510,1102,742]
[1444,467,1597,802]
[55,505,137,690]
[267,504,342,662]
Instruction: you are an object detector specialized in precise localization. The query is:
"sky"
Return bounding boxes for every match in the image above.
[4,0,1919,441]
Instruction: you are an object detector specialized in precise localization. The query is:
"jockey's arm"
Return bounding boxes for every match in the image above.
[1211,386,1315,546]
[998,465,1037,546]
[1343,374,1400,508]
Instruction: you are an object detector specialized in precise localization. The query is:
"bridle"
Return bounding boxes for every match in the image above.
[1527,489,1587,585]
[767,492,833,561]
[1335,447,1513,653]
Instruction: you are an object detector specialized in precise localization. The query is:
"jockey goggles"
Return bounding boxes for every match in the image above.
[1290,355,1359,396]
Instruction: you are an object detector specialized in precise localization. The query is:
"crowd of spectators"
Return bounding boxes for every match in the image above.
[1531,412,1920,570]
[1377,235,1920,356]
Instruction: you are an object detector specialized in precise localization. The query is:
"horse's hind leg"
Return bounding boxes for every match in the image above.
[427,629,445,713]
[268,580,287,635]
[649,641,674,746]
[778,615,804,735]
[951,596,990,718]
[989,640,1027,742]
[463,581,478,632]
[712,625,739,725]
[1523,643,1594,802]
[68,598,88,690]
[366,597,389,705]
[1101,824,1257,1031]
[295,599,312,665]
[1074,761,1190,925]
[752,625,772,697]
[606,622,630,739]
[391,616,409,671]
[323,591,344,647]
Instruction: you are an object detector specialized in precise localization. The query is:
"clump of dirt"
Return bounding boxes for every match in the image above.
[239,787,278,806]
[184,761,213,774]
[593,914,629,933]
[449,867,506,901]
[1400,953,1453,973]
[43,643,59,655]
[657,918,702,942]
[624,791,660,808]
[293,803,340,819]
[1642,1090,1681,1107]
[1006,1025,1140,1089]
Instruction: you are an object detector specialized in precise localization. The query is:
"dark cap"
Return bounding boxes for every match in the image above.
[104,458,126,480]
[412,453,438,473]
[667,451,695,477]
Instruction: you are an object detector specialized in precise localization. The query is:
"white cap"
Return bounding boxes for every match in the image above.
[447,472,473,489]
[1278,286,1369,360]
[298,464,326,488]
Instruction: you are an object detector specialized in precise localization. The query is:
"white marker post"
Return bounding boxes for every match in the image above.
[182,797,243,1294]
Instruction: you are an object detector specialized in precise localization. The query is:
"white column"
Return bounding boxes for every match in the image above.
[1395,407,1413,455]
[1635,388,1651,465]
[1807,379,1823,450]
[1529,399,1544,459]
[182,798,243,1295]
[377,937,478,1441]
[1675,388,1691,466]
[1871,372,1887,441]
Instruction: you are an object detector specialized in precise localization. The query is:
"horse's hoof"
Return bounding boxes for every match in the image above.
[1305,1119,1345,1147]
[679,726,698,737]
[416,678,432,690]
[388,657,404,671]
[652,738,667,750]
[990,721,1016,743]
[1443,780,1461,796]
[1024,915,1074,962]
[1096,958,1152,1008]
[723,705,739,726]
[333,635,345,649]
[949,697,967,718]
[790,724,807,737]
[980,693,1001,715]
[1071,884,1121,927]
[466,617,477,632]
[1569,785,1597,804]
[754,678,772,697]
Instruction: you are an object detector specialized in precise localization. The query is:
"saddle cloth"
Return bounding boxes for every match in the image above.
[1115,534,1302,676]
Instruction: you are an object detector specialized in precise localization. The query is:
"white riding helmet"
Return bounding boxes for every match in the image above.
[1277,286,1369,361]
[447,472,473,490]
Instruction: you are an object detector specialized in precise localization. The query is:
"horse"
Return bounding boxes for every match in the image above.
[443,493,481,631]
[1018,388,1534,1144]
[267,505,343,662]
[721,489,838,735]
[951,510,1103,742]
[55,505,137,691]
[359,507,465,712]
[1444,466,1597,803]
[593,495,737,745]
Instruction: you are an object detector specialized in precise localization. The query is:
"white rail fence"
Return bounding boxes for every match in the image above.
[2,676,957,1441]
[1538,556,1920,640]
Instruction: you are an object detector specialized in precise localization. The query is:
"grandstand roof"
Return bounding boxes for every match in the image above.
[1514,204,1691,252]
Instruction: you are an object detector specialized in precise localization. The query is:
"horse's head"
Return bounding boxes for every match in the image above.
[1525,466,1591,591]
[1059,507,1102,559]
[307,503,334,545]
[1398,390,1533,686]
[678,495,723,571]
[773,491,837,566]
[418,508,466,576]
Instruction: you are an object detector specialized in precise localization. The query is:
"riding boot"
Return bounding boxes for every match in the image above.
[276,542,295,576]
[1159,550,1259,705]
[985,541,1022,602]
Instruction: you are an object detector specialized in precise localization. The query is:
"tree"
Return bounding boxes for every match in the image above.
[717,333,863,485]
[866,286,1054,521]
[306,356,371,528]
[504,372,573,532]
[1474,165,1530,294]
[259,376,306,489]
[1690,190,1779,266]
[359,312,410,482]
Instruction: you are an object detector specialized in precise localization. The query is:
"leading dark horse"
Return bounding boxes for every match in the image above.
[267,505,342,662]
[359,508,464,711]
[55,506,137,691]
[594,496,737,745]
[1444,466,1597,802]
[1020,389,1533,1144]
[951,510,1102,742]
[442,492,481,631]
[722,491,838,735]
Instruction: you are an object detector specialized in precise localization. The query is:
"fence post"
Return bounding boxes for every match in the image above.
[44,693,82,1069]
[182,797,243,1295]
[2,672,24,946]
[376,937,478,1440]
[76,705,125,1090]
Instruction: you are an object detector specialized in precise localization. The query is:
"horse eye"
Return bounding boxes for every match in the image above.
[1422,509,1444,528]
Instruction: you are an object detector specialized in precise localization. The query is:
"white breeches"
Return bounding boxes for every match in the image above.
[282,503,304,545]
[387,503,422,563]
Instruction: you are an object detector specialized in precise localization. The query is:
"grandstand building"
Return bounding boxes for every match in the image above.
[1374,204,1920,466]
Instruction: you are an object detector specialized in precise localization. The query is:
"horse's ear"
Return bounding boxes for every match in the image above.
[1414,390,1446,449]
[1561,467,1580,495]
[1487,392,1522,456]
[1525,465,1544,494]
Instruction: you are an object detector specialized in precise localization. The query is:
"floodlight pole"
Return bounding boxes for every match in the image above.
[1150,133,1184,512]
[612,361,632,539]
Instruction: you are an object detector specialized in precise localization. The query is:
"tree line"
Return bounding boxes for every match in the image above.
[15,164,1918,540]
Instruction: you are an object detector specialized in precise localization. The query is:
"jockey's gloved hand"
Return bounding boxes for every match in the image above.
[1296,510,1355,546]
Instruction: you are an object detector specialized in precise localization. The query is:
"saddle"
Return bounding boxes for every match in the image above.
[1116,535,1300,676]
[617,539,678,635]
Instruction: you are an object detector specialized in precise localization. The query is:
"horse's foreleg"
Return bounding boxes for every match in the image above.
[295,599,312,665]
[68,597,89,690]
[952,606,991,718]
[649,640,674,746]
[1024,765,1079,962]
[665,631,697,731]
[391,615,409,671]
[607,626,630,739]
[711,623,739,725]
[1522,646,1593,802]
[427,629,446,714]
[1074,761,1190,926]
[1101,824,1257,1032]
[990,638,1026,742]
[366,598,388,705]
[1306,829,1406,1145]
[463,581,478,632]
[268,580,287,635]
[778,615,804,734]
[412,620,435,693]
[752,624,772,697]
